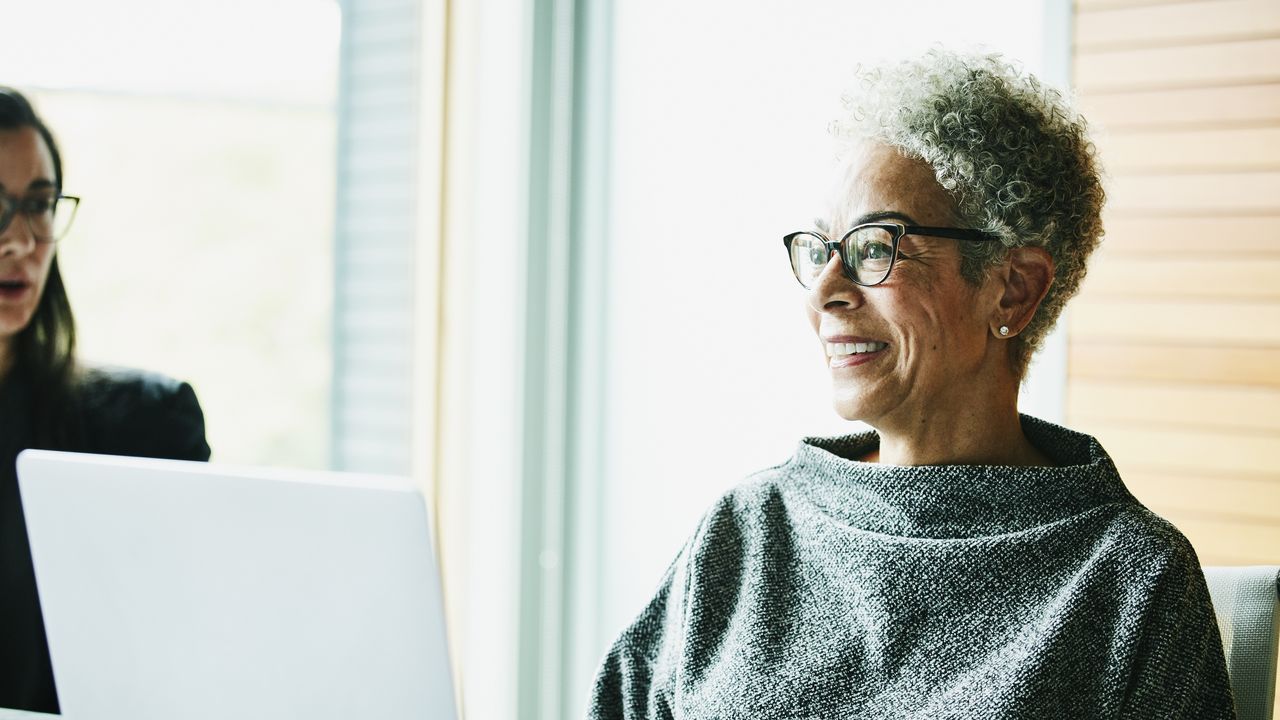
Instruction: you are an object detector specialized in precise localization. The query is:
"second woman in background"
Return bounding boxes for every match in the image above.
[0,87,212,714]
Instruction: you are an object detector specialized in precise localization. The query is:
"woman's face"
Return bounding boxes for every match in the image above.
[807,143,1003,428]
[0,126,57,348]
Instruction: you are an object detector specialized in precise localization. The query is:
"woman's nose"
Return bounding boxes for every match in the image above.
[807,252,864,312]
[0,216,36,257]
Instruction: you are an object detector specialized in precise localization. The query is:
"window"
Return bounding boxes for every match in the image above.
[7,0,340,468]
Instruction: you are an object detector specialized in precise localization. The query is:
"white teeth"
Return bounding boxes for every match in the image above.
[825,341,887,357]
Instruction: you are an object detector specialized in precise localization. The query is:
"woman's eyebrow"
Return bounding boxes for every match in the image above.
[0,180,56,194]
[813,217,829,232]
[852,210,918,225]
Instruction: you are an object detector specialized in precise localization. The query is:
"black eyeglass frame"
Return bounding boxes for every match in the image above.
[782,222,1000,288]
[0,193,81,244]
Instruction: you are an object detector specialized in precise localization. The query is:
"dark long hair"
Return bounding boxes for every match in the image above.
[0,87,79,446]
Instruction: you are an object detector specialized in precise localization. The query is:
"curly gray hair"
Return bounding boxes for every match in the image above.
[832,49,1105,374]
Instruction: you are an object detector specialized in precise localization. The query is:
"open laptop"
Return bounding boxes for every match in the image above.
[13,450,458,720]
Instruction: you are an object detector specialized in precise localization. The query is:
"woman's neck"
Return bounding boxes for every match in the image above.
[865,379,1052,468]
[0,340,11,383]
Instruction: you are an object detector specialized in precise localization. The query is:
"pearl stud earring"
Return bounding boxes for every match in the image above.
[999,326,1010,336]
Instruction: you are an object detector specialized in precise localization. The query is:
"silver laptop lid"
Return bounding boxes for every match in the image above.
[17,450,457,720]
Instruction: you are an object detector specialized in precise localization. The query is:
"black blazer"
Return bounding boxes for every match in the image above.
[0,365,211,714]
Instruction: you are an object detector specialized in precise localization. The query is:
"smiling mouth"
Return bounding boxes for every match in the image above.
[825,341,888,357]
[824,340,888,369]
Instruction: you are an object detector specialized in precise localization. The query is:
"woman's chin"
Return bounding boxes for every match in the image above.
[830,390,882,424]
[0,308,36,341]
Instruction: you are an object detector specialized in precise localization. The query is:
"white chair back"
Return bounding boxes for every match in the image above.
[1203,565,1280,720]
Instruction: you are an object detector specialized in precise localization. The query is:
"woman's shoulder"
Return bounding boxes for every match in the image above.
[676,464,805,555]
[1093,499,1208,577]
[75,365,212,461]
[693,443,870,526]
[76,365,202,423]
[79,365,191,400]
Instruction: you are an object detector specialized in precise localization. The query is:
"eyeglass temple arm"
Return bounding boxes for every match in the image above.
[903,225,1001,243]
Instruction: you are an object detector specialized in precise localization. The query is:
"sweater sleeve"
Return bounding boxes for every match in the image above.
[587,543,693,720]
[1121,549,1237,719]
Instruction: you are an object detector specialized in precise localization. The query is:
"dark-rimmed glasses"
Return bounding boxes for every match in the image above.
[783,222,999,288]
[0,193,80,244]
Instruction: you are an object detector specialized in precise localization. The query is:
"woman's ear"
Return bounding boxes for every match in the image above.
[993,246,1054,337]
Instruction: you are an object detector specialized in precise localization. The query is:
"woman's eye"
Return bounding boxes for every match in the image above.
[24,198,54,214]
[860,242,892,261]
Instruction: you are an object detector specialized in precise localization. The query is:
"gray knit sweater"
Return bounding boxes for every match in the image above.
[588,416,1236,719]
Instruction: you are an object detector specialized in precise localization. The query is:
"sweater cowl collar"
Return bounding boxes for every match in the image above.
[784,415,1136,539]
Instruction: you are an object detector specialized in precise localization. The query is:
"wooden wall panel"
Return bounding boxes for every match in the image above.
[1079,84,1280,130]
[1070,343,1280,387]
[1099,215,1280,255]
[1125,472,1280,523]
[1076,38,1280,92]
[1077,0,1280,50]
[1157,514,1280,565]
[1105,171,1280,213]
[1071,0,1280,581]
[1078,423,1277,479]
[1080,255,1280,300]
[1069,381,1280,432]
[1078,0,1222,10]
[1094,127,1280,172]
[1069,299,1280,345]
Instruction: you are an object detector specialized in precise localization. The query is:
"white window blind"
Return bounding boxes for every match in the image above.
[332,0,420,473]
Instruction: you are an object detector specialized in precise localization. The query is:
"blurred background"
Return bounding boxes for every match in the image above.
[6,0,340,469]
[6,0,1278,718]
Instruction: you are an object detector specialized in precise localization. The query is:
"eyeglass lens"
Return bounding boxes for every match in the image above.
[789,225,897,287]
[0,195,77,243]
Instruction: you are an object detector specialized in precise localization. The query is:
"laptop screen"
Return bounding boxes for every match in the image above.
[17,450,457,720]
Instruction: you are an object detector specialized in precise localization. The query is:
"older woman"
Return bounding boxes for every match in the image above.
[588,51,1234,719]
[0,87,212,713]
